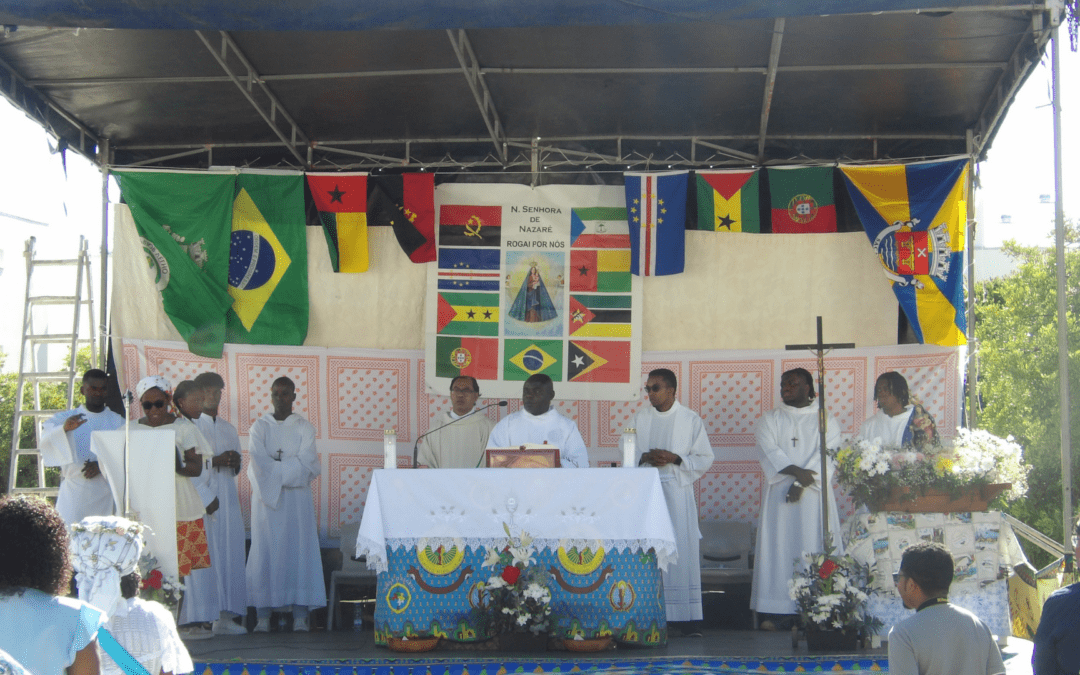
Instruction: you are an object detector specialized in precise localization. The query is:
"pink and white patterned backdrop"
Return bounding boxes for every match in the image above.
[118,339,962,545]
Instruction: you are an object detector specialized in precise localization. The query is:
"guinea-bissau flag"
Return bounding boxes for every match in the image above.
[567,340,630,383]
[306,172,369,272]
[435,336,499,380]
[569,249,631,293]
[568,294,631,338]
[368,173,436,263]
[767,166,837,233]
[695,170,761,232]
[436,292,500,336]
[439,205,502,248]
[504,339,562,381]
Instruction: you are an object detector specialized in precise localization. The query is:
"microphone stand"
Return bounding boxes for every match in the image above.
[413,400,507,468]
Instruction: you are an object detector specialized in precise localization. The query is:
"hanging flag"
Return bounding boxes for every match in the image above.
[437,248,501,291]
[439,205,503,248]
[569,249,631,293]
[504,339,562,381]
[695,170,761,232]
[570,207,630,248]
[434,336,499,379]
[568,295,631,337]
[115,171,236,359]
[367,173,437,263]
[768,166,837,233]
[625,171,688,276]
[436,292,500,336]
[567,340,631,383]
[227,172,309,346]
[840,159,969,346]
[306,172,369,272]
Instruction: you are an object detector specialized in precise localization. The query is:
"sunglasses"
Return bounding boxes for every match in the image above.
[644,384,666,393]
[892,571,904,585]
[142,400,167,410]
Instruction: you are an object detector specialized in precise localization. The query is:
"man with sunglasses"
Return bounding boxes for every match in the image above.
[633,368,714,638]
[1033,521,1080,675]
[417,376,495,468]
[486,374,588,467]
[39,369,124,524]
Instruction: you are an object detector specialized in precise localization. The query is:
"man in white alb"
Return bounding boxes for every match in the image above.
[750,368,842,630]
[486,374,589,468]
[418,376,496,468]
[858,372,939,451]
[634,368,714,637]
[40,369,124,524]
[245,376,326,633]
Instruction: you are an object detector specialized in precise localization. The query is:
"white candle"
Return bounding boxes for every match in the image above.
[621,428,636,468]
[383,428,397,470]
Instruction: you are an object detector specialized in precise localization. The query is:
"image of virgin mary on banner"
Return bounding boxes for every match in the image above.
[509,264,558,323]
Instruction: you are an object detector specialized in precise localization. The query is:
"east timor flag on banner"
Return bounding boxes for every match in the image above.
[504,339,562,381]
[625,171,688,276]
[435,336,499,380]
[367,173,436,263]
[567,340,631,383]
[115,170,236,359]
[439,205,502,248]
[307,173,369,272]
[568,294,631,337]
[840,158,969,346]
[768,166,836,233]
[436,292,500,336]
[570,207,630,248]
[227,172,309,346]
[569,249,631,293]
[695,170,761,232]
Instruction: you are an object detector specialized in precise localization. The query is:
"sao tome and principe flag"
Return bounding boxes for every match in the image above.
[570,207,630,248]
[504,339,562,381]
[435,336,499,380]
[768,166,836,233]
[568,295,631,338]
[624,171,688,276]
[439,205,503,248]
[567,340,631,383]
[569,249,631,293]
[436,292,500,336]
[695,170,761,232]
[306,172,369,273]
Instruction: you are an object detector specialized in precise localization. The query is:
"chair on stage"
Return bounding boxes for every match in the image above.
[328,521,377,630]
[698,520,755,626]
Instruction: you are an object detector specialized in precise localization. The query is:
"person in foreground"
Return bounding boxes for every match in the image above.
[69,516,193,675]
[1032,518,1080,675]
[0,495,105,675]
[485,374,589,467]
[634,368,714,637]
[889,542,1005,675]
[418,376,496,468]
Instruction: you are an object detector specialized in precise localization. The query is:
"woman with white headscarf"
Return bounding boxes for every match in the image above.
[70,517,192,675]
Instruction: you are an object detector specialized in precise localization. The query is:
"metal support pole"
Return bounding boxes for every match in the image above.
[98,139,110,370]
[965,130,979,429]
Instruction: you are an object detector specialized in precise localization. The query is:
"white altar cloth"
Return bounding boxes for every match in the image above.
[356,467,678,573]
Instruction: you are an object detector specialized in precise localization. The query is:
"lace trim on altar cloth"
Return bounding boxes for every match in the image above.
[354,536,679,573]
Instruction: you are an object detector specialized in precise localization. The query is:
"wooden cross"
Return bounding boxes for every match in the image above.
[785,316,856,550]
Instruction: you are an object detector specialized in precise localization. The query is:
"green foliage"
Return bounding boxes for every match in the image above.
[975,222,1080,568]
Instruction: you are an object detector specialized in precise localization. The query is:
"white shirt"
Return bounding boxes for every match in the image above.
[486,407,589,468]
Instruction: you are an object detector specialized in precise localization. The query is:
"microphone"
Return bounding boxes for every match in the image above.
[413,400,508,468]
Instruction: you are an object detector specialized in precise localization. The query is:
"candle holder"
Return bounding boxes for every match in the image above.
[621,428,636,468]
[384,428,397,470]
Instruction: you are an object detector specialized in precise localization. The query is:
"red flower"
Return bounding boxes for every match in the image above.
[818,559,839,579]
[501,565,521,584]
[143,569,163,590]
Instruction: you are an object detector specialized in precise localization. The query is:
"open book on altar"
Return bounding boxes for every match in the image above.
[485,444,561,468]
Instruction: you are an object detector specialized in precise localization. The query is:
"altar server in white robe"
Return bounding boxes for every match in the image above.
[246,376,326,632]
[858,372,940,451]
[634,368,714,636]
[185,372,248,636]
[750,368,842,630]
[486,374,589,468]
[418,376,496,468]
[40,369,124,524]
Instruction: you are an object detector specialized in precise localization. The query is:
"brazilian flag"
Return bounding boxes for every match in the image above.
[503,339,562,381]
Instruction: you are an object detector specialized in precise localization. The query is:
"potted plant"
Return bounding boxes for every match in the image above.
[789,548,883,651]
[481,523,557,651]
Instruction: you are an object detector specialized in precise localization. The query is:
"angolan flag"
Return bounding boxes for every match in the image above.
[439,205,502,247]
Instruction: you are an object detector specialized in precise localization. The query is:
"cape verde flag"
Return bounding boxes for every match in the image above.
[624,171,688,276]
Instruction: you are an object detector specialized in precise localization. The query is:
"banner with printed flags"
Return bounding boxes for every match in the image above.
[840,158,969,346]
[768,166,837,233]
[624,171,688,276]
[306,172,369,273]
[695,170,761,232]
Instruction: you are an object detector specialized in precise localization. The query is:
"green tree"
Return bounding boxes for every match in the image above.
[975,223,1080,568]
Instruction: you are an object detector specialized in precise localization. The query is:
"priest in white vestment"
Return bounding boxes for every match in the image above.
[39,370,124,524]
[245,376,326,633]
[418,376,496,468]
[634,368,714,636]
[750,368,842,629]
[858,372,939,450]
[486,374,589,468]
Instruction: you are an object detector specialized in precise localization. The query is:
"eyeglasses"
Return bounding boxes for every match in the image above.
[892,571,904,585]
[644,384,665,393]
[451,388,477,394]
[142,400,167,410]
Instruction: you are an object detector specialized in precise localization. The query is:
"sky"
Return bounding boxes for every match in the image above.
[0,36,1075,369]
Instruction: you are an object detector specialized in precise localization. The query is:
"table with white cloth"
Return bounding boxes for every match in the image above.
[356,468,678,646]
[843,510,1025,637]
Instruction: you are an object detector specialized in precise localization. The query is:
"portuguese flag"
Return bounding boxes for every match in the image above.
[767,166,836,233]
[569,249,631,293]
[695,170,761,232]
[434,336,498,380]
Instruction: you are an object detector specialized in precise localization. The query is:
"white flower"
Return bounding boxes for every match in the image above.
[509,546,535,568]
[485,576,507,589]
[481,548,503,568]
[516,614,529,626]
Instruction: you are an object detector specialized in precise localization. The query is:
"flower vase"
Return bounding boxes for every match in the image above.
[499,631,548,652]
[876,483,1011,513]
[805,628,860,652]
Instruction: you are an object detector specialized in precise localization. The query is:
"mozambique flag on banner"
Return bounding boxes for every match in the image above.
[437,248,501,291]
[436,292,500,336]
[695,170,761,232]
[115,171,236,358]
[504,339,562,381]
[439,205,502,248]
[840,159,969,346]
[435,336,499,379]
[569,249,631,293]
[768,166,837,233]
[570,207,630,248]
[625,171,688,276]
[227,172,309,346]
[568,294,631,337]
[306,172,369,273]
[367,173,436,263]
[567,340,631,383]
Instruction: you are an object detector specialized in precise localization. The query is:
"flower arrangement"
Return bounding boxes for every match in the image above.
[137,552,183,614]
[789,549,882,639]
[480,523,556,636]
[830,428,1029,510]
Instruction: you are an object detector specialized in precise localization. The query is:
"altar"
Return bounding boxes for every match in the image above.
[355,468,678,646]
